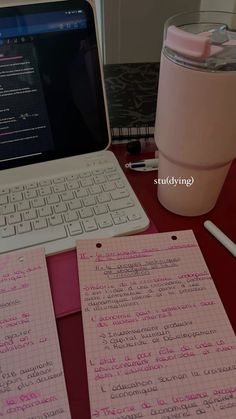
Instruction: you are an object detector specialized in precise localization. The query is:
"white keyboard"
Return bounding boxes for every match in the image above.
[0,152,149,254]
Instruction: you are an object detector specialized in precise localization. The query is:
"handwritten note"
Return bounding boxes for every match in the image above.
[0,247,71,418]
[77,230,236,418]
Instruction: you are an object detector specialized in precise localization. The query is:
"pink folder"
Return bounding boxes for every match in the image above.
[47,220,158,318]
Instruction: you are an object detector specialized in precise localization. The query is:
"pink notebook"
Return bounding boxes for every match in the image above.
[77,231,236,418]
[0,247,71,417]
[47,220,158,318]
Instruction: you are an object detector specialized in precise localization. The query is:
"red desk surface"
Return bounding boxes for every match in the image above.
[54,144,236,419]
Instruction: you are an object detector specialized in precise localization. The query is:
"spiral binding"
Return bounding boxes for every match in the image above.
[111,125,155,143]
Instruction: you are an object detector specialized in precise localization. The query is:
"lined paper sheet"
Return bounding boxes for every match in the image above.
[77,230,236,419]
[0,247,71,418]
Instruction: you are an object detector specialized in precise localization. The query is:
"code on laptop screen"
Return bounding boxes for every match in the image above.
[0,0,109,169]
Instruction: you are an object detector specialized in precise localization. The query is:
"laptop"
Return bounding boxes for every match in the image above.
[0,0,150,255]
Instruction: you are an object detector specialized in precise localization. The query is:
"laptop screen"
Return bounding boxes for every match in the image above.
[0,0,110,171]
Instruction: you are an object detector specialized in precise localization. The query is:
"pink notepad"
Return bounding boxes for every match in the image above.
[77,231,236,418]
[0,248,71,418]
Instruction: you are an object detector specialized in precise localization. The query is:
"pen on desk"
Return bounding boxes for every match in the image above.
[204,220,236,257]
[125,158,159,170]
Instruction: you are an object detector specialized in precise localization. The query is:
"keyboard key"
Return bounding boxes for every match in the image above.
[97,192,111,203]
[0,195,8,205]
[112,215,127,225]
[1,203,15,215]
[38,206,53,217]
[112,210,126,217]
[67,180,80,190]
[10,192,23,203]
[54,203,67,214]
[0,216,6,227]
[17,221,32,234]
[79,171,91,178]
[33,218,48,230]
[49,215,63,226]
[66,174,78,181]
[108,173,121,181]
[68,199,82,210]
[1,226,67,246]
[11,185,24,192]
[80,177,94,187]
[64,211,78,223]
[76,188,88,198]
[32,197,45,208]
[61,191,74,201]
[93,204,108,215]
[47,194,60,204]
[7,213,21,225]
[96,215,113,229]
[83,218,98,232]
[108,198,134,212]
[39,186,52,196]
[110,189,130,200]
[67,222,83,236]
[24,189,37,199]
[128,211,142,221]
[89,185,102,194]
[24,209,37,221]
[115,180,125,188]
[103,182,116,192]
[83,196,96,207]
[0,225,15,238]
[53,176,65,184]
[79,208,93,219]
[17,201,30,211]
[26,182,38,189]
[94,175,106,184]
[39,179,51,186]
[104,167,117,174]
[54,184,66,193]
[0,187,9,195]
[92,169,104,175]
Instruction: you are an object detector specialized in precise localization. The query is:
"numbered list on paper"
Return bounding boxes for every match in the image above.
[77,231,236,419]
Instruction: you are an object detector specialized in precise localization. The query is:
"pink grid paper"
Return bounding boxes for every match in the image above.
[0,246,71,418]
[77,230,236,419]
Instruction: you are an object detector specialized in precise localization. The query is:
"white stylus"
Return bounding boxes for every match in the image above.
[204,220,236,257]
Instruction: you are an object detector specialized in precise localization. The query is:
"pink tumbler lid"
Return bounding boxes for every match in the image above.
[162,12,236,70]
[164,25,223,60]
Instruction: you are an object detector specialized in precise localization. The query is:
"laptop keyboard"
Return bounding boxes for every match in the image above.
[0,163,149,254]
